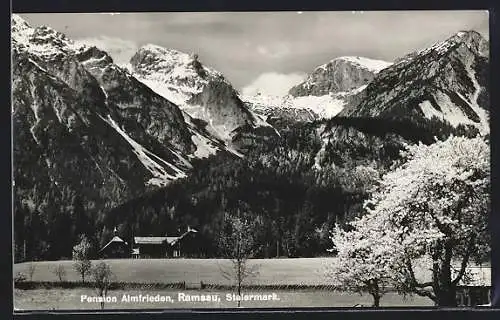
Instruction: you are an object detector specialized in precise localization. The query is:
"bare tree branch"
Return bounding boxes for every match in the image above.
[414,288,437,302]
[405,258,433,289]
[452,234,476,286]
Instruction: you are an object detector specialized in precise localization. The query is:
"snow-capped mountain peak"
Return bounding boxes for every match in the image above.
[434,30,487,56]
[395,30,488,66]
[11,14,31,33]
[318,56,393,73]
[289,55,392,98]
[130,44,222,92]
[244,55,388,121]
[338,30,489,135]
[11,14,237,194]
[129,44,277,146]
[11,14,84,58]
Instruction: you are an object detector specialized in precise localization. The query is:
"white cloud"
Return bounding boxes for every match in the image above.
[256,45,269,56]
[242,72,306,97]
[73,36,138,66]
[255,43,291,59]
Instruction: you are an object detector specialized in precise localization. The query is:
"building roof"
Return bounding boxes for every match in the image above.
[166,237,179,244]
[134,228,199,246]
[110,236,126,243]
[99,236,128,252]
[411,259,491,287]
[134,237,168,245]
[457,266,491,287]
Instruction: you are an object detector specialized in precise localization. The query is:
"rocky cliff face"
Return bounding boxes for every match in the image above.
[338,31,489,135]
[11,14,233,224]
[244,56,391,122]
[289,56,392,97]
[312,30,489,170]
[128,45,277,146]
[242,94,320,126]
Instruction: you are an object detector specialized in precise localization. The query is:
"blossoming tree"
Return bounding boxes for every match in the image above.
[326,218,402,307]
[328,136,490,307]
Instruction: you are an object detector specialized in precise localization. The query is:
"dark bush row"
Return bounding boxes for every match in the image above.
[14,281,186,290]
[15,280,344,291]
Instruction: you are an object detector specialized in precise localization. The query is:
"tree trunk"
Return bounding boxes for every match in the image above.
[436,287,457,307]
[433,242,457,307]
[100,290,105,309]
[237,282,241,307]
[237,260,242,307]
[369,280,381,307]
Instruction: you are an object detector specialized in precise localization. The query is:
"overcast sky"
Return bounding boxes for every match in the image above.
[18,11,489,96]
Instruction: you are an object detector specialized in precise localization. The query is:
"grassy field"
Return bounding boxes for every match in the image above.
[14,258,437,310]
[14,288,434,310]
[14,258,340,286]
[14,257,437,286]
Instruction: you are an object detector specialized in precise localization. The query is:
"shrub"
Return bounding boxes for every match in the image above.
[52,264,66,282]
[28,263,36,281]
[14,272,26,284]
[91,262,115,309]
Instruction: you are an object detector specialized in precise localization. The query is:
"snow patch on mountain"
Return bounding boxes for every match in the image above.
[190,133,219,159]
[101,114,187,186]
[419,95,475,128]
[129,44,277,146]
[243,84,367,120]
[136,77,188,107]
[130,44,217,98]
[318,56,392,73]
[11,15,84,58]
[419,101,442,121]
[464,63,489,135]
[290,95,347,118]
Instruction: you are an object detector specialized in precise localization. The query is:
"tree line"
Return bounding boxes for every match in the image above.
[14,115,478,261]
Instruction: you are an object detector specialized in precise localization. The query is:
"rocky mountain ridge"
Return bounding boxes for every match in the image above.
[312,30,489,170]
[289,56,392,97]
[337,30,489,134]
[244,56,391,122]
[128,45,277,146]
[11,13,239,230]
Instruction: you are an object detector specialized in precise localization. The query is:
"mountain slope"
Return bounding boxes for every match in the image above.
[128,45,278,147]
[312,30,489,170]
[11,15,233,191]
[289,56,392,97]
[12,14,247,260]
[338,31,489,135]
[244,56,392,122]
[242,94,320,125]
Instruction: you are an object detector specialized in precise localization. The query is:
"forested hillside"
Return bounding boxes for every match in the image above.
[96,114,477,259]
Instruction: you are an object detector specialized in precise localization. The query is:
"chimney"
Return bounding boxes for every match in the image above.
[113,226,118,236]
